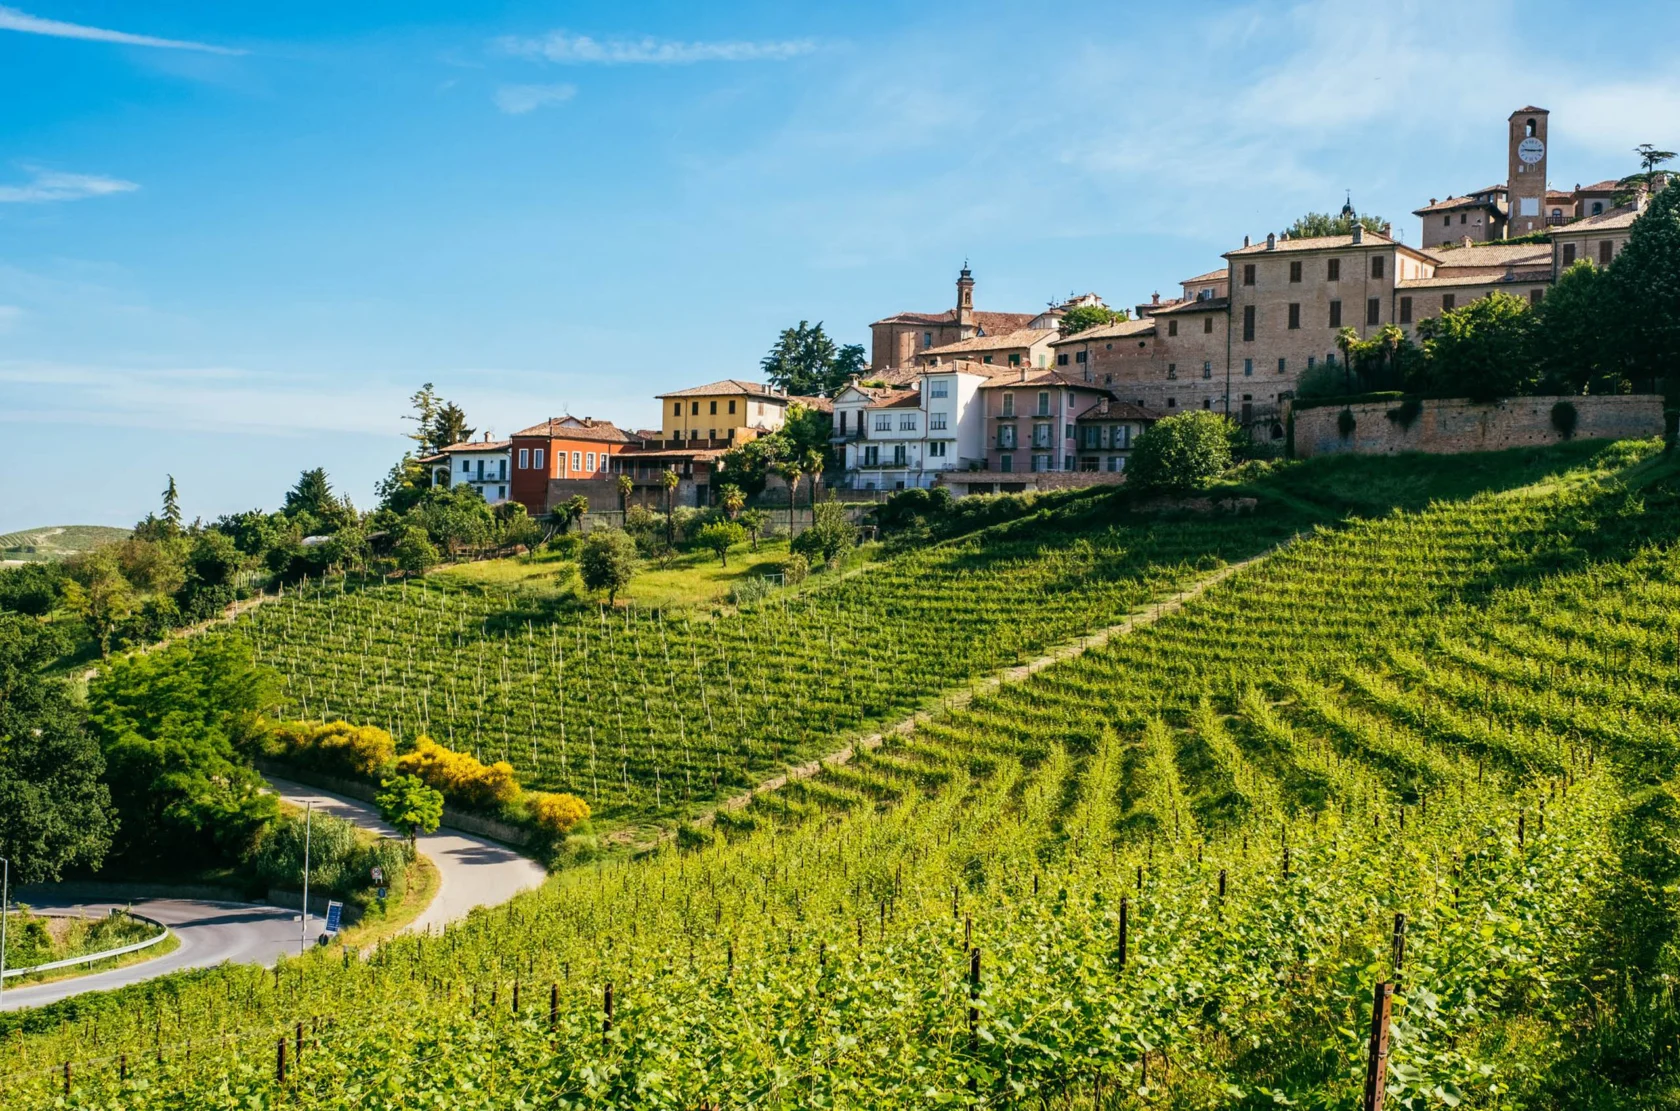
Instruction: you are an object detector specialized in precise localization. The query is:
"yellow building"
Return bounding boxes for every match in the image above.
[655,379,799,446]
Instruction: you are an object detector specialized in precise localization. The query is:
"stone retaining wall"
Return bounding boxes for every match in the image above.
[1292,394,1663,458]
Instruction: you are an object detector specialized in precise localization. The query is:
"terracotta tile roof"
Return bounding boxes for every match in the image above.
[1575,179,1620,194]
[977,370,1117,392]
[1180,268,1227,285]
[656,378,790,401]
[512,417,633,443]
[1544,190,1576,202]
[787,394,834,413]
[433,439,511,453]
[1075,398,1164,422]
[1412,194,1502,215]
[921,327,1056,356]
[1552,207,1640,233]
[871,308,1040,335]
[1423,242,1551,269]
[867,366,923,388]
[619,445,726,462]
[1148,296,1229,315]
[865,389,921,410]
[1226,230,1425,258]
[1397,269,1552,290]
[1510,105,1548,115]
[1474,184,1509,195]
[1051,317,1157,346]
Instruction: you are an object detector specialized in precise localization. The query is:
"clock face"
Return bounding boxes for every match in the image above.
[1518,137,1545,164]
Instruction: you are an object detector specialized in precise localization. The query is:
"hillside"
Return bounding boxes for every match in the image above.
[5,439,1678,1107]
[0,525,129,563]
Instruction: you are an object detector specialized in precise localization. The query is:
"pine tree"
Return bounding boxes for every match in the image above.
[284,468,336,519]
[161,475,183,531]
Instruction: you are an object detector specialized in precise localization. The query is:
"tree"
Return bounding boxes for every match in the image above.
[616,473,634,514]
[376,774,443,849]
[719,484,745,520]
[0,616,114,883]
[740,508,768,552]
[1282,210,1389,239]
[579,529,638,604]
[790,498,854,567]
[1416,292,1539,401]
[497,505,544,555]
[392,526,440,576]
[161,476,183,533]
[761,321,864,396]
[1536,260,1613,394]
[376,452,431,513]
[1059,304,1129,336]
[1607,180,1680,388]
[187,530,243,588]
[430,403,475,452]
[1126,411,1233,493]
[62,549,133,658]
[801,447,825,512]
[563,495,589,534]
[284,468,337,519]
[0,562,65,616]
[717,435,783,499]
[659,469,681,546]
[694,521,747,566]
[1615,144,1677,206]
[775,458,805,537]
[88,636,280,866]
[406,383,442,452]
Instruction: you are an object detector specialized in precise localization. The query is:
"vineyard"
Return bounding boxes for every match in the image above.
[5,440,1678,1108]
[235,507,1301,824]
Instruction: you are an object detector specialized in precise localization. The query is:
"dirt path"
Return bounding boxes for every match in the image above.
[692,543,1285,830]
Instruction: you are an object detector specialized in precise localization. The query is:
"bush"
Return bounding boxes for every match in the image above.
[790,499,854,566]
[578,529,638,604]
[545,533,581,558]
[1385,398,1423,430]
[1551,400,1579,439]
[726,576,773,606]
[1126,411,1233,492]
[265,720,396,780]
[394,737,520,811]
[1337,408,1357,439]
[247,810,409,898]
[526,791,590,836]
[779,552,809,586]
[0,562,65,616]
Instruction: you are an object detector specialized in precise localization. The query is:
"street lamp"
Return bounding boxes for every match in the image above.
[1,855,10,1010]
[300,801,313,955]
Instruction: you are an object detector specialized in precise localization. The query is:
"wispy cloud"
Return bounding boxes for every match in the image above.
[495,30,815,65]
[0,5,244,55]
[0,167,139,203]
[494,82,577,115]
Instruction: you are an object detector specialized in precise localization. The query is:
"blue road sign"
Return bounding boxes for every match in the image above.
[324,900,344,934]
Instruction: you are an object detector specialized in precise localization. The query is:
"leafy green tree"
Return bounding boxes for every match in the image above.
[88,637,280,866]
[1536,260,1613,394]
[376,452,431,513]
[392,526,440,576]
[761,321,864,396]
[717,435,782,498]
[162,475,182,530]
[377,774,444,849]
[405,383,442,452]
[187,530,243,588]
[660,469,680,546]
[563,495,589,533]
[62,548,133,658]
[1607,181,1680,388]
[0,562,65,616]
[496,504,544,555]
[1282,210,1389,239]
[429,403,475,451]
[1416,292,1539,401]
[616,473,634,514]
[1126,411,1233,493]
[739,508,768,552]
[719,484,745,520]
[789,499,854,566]
[413,485,493,557]
[284,468,337,519]
[1059,304,1129,336]
[0,616,114,883]
[1614,143,1677,205]
[579,529,638,604]
[694,521,747,566]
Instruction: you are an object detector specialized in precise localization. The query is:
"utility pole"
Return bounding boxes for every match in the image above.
[300,802,313,955]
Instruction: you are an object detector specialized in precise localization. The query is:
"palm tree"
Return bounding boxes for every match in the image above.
[660,468,680,546]
[720,484,745,520]
[776,459,804,538]
[616,473,634,516]
[801,448,824,515]
[565,494,589,535]
[1376,325,1405,390]
[1335,327,1360,395]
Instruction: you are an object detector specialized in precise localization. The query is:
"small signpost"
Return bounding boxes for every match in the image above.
[377,887,388,903]
[371,866,384,885]
[323,900,344,936]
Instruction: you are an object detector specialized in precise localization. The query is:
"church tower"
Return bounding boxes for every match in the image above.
[956,264,975,337]
[1507,107,1549,236]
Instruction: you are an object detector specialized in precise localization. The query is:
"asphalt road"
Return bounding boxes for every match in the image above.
[1,779,546,1012]
[0,898,304,1012]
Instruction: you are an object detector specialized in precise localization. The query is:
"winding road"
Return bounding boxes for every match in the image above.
[0,778,546,1012]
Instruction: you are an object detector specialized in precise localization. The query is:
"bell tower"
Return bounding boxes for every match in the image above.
[956,263,975,337]
[1507,106,1549,236]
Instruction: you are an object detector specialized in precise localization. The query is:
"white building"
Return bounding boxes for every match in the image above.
[423,436,513,505]
[831,362,994,491]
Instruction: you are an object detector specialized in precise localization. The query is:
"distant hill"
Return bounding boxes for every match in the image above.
[0,524,131,563]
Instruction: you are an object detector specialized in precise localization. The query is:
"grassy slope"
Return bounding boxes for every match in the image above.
[0,525,130,562]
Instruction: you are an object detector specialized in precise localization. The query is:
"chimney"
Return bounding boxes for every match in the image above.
[1151,292,1161,305]
[1242,234,1250,247]
[1265,232,1277,250]
[1019,367,1029,382]
[1461,235,1473,248]
[1429,198,1437,205]
[1351,223,1364,244]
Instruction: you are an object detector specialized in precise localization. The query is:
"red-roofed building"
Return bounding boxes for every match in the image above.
[509,416,633,514]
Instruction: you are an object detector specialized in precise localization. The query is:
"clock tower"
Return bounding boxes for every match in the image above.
[1507,106,1549,236]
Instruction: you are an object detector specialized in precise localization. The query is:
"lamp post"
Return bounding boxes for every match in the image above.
[0,855,10,1009]
[300,802,312,955]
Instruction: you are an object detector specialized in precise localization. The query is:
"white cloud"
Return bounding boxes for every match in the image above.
[494,82,577,115]
[0,5,244,54]
[495,30,815,65]
[0,167,139,203]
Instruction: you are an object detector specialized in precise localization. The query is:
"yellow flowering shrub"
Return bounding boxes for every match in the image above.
[526,791,590,835]
[267,720,396,779]
[395,737,521,810]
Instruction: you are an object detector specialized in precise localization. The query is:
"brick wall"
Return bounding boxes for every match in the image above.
[1292,394,1663,458]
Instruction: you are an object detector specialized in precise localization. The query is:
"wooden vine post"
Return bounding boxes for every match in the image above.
[276,1036,287,1085]
[1118,896,1129,971]
[1362,981,1394,1111]
[603,981,614,1040]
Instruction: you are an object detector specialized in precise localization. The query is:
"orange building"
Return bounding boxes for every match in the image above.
[508,416,632,515]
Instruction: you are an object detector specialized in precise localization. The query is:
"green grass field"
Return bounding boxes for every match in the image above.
[0,525,129,563]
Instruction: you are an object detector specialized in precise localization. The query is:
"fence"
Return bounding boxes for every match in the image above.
[1,911,169,981]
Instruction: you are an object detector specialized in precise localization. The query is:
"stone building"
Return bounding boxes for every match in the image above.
[868,267,1099,371]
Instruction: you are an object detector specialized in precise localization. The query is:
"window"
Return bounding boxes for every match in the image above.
[1242,264,1256,285]
[1329,300,1342,328]
[899,414,917,431]
[1204,316,1213,334]
[1168,319,1179,337]
[1562,243,1576,265]
[1032,423,1052,449]
[1167,398,1176,408]
[672,402,681,416]
[1242,306,1255,341]
[1462,213,1469,224]
[1525,117,1536,137]
[728,400,737,414]
[1106,455,1123,472]
[1591,201,1604,216]
[997,426,1016,449]
[1328,258,1341,281]
[462,459,471,473]
[1167,363,1178,380]
[571,451,581,472]
[1599,240,1613,265]
[1444,215,1452,227]
[1037,391,1050,416]
[1442,293,1456,312]
[499,459,507,479]
[1519,196,1538,216]
[1399,296,1413,324]
[1008,353,1021,366]
[1530,288,1544,306]
[1001,393,1015,417]
[1287,303,1301,330]
[584,452,594,471]
[1371,256,1385,279]
[1277,357,1287,374]
[1075,350,1087,363]
[922,332,933,347]
[1366,298,1380,326]
[1082,426,1100,449]
[863,445,879,465]
[707,430,715,441]
[1244,358,1253,377]
[981,355,992,364]
[1202,361,1213,379]
[497,486,505,499]
[709,400,717,415]
[1307,356,1316,369]
[893,445,906,466]
[838,412,848,434]
[1202,399,1212,410]
[928,440,947,457]
[691,401,700,415]
[999,454,1013,472]
[930,379,949,398]
[929,411,948,432]
[1064,423,1074,439]
[1031,454,1049,473]
[874,414,891,431]
[1289,260,1302,283]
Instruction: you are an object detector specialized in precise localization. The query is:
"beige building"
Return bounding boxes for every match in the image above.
[1550,206,1640,275]
[916,327,1058,371]
[1413,186,1509,248]
[869,267,1100,371]
[655,379,801,446]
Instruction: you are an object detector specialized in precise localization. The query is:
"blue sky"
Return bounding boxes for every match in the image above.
[3,0,1677,531]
